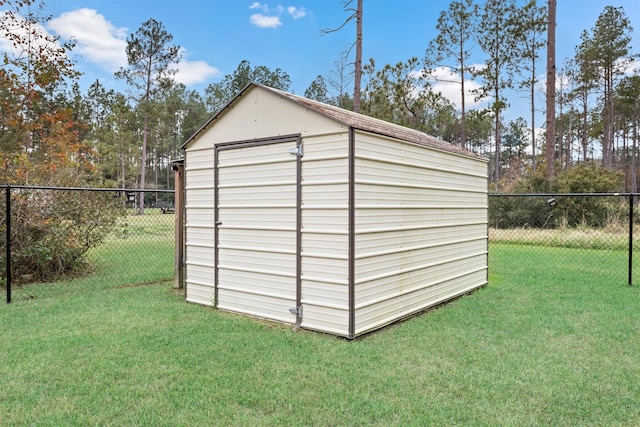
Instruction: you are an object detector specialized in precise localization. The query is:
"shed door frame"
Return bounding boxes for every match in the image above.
[213,134,302,325]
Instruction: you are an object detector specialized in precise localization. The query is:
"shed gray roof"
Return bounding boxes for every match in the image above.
[184,82,483,160]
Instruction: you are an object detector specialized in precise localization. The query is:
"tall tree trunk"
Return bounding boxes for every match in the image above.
[460,41,467,149]
[139,115,148,215]
[581,97,589,162]
[154,148,159,205]
[603,67,615,169]
[565,117,572,169]
[494,111,500,183]
[353,0,363,113]
[531,65,536,172]
[120,150,125,189]
[545,0,557,179]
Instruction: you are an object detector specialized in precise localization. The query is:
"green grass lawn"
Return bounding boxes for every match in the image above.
[2,243,640,425]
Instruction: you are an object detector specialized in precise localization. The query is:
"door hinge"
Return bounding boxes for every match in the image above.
[288,144,303,157]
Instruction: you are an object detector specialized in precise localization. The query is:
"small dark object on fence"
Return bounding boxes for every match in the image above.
[161,206,175,214]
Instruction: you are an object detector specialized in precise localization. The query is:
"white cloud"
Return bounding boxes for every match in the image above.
[249,3,307,28]
[172,49,220,86]
[173,60,220,86]
[250,13,282,28]
[48,8,127,72]
[424,66,485,110]
[47,9,218,87]
[249,2,268,12]
[288,6,307,19]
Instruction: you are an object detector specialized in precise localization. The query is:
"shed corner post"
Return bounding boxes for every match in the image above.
[173,159,185,290]
[348,127,356,339]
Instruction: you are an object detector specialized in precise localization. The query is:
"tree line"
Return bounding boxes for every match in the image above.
[1,0,639,198]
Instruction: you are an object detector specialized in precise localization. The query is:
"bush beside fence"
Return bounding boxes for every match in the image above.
[1,186,175,303]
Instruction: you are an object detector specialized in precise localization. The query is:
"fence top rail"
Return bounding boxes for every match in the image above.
[2,184,174,193]
[490,192,637,198]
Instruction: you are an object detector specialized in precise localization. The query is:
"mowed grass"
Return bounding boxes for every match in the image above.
[2,242,640,425]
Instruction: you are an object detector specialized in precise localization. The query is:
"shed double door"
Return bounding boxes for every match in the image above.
[214,136,302,325]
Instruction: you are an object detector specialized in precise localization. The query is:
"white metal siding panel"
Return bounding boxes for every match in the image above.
[218,207,296,228]
[217,289,296,323]
[356,233,486,275]
[302,256,349,283]
[356,156,486,192]
[218,269,296,313]
[187,264,217,286]
[185,147,216,306]
[186,284,215,307]
[354,269,487,336]
[356,223,487,253]
[357,207,486,229]
[301,208,349,232]
[354,132,488,177]
[186,207,214,226]
[301,303,350,336]
[356,183,485,207]
[302,232,349,258]
[353,131,488,336]
[299,133,350,336]
[186,147,215,168]
[186,226,215,247]
[356,253,487,302]
[184,188,214,206]
[216,140,298,325]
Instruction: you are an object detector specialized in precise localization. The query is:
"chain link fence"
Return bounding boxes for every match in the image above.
[489,193,638,286]
[4,188,638,304]
[1,186,176,303]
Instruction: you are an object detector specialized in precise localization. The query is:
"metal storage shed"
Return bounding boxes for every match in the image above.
[182,82,488,339]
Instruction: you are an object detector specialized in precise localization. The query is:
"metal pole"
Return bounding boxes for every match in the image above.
[629,193,634,286]
[5,186,11,303]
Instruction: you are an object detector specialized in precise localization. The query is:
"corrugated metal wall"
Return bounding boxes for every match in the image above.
[353,131,488,336]
[299,132,350,336]
[184,146,216,306]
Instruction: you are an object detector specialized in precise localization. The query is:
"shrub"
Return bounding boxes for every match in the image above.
[551,165,625,228]
[490,165,626,229]
[0,175,127,284]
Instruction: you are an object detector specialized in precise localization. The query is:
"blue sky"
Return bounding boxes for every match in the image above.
[4,1,640,121]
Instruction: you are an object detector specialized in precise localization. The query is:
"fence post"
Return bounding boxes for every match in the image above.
[5,185,11,303]
[629,193,634,286]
